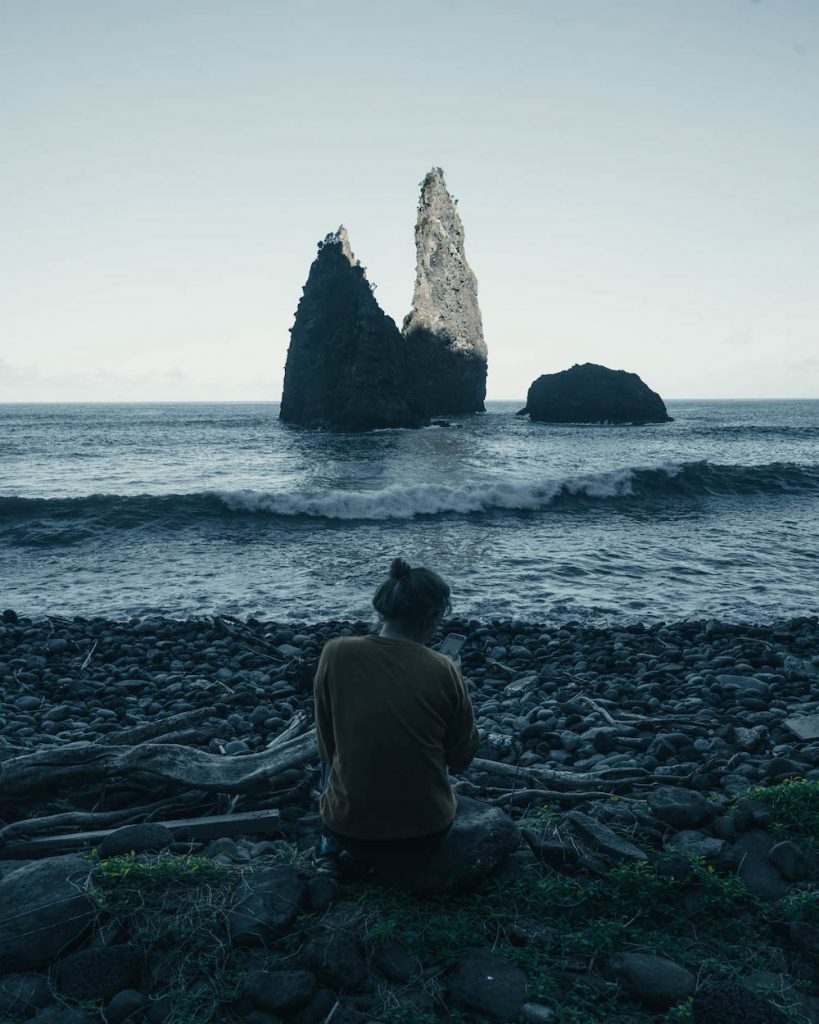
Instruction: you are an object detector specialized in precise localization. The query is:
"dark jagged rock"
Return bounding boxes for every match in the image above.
[403,167,487,415]
[521,362,672,424]
[280,227,425,431]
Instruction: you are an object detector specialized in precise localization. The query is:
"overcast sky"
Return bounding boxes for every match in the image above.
[1,0,817,402]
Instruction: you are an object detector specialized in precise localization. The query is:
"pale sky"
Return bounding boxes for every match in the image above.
[1,0,817,402]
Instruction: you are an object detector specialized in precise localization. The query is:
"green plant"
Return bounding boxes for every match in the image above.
[91,851,244,1016]
[666,997,694,1023]
[748,778,819,840]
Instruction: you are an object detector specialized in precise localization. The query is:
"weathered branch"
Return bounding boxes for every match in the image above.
[468,757,650,790]
[0,730,317,802]
[0,793,208,844]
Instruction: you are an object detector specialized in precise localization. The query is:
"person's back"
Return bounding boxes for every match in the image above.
[315,633,477,840]
[313,557,479,865]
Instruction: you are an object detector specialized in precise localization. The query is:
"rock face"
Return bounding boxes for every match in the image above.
[0,854,95,971]
[403,167,487,415]
[521,363,672,424]
[279,227,425,431]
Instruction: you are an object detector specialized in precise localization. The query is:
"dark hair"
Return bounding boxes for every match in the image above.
[372,558,451,627]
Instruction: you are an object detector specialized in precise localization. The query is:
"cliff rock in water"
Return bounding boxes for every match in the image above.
[279,227,426,431]
[521,363,672,424]
[403,167,487,415]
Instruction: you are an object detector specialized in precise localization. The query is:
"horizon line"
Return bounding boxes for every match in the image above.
[2,396,819,406]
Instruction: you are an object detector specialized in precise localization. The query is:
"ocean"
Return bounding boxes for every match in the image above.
[1,400,817,625]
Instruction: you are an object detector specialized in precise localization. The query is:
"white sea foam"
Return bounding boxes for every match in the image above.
[209,463,687,521]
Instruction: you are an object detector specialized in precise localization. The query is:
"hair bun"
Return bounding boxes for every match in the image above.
[389,558,411,581]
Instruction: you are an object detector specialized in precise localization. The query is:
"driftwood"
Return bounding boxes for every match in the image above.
[485,788,630,807]
[469,757,650,790]
[4,809,284,859]
[108,693,252,746]
[0,729,315,802]
[0,792,207,844]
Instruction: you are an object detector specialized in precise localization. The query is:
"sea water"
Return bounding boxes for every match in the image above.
[1,400,817,624]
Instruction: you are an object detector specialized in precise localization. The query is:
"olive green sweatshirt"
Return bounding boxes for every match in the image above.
[313,635,479,841]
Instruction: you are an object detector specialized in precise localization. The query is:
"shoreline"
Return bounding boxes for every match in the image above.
[2,611,817,789]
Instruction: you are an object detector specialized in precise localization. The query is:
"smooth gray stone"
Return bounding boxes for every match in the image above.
[98,823,174,859]
[610,952,695,1009]
[446,949,527,1022]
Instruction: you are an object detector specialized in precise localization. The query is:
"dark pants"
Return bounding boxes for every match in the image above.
[321,820,452,867]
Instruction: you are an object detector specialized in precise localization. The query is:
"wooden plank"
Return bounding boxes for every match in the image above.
[1,809,283,859]
[784,714,819,741]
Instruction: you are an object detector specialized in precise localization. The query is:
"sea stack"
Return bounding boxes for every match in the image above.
[280,227,425,431]
[403,167,488,415]
[521,363,673,424]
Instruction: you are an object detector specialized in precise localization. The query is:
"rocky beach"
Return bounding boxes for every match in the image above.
[1,611,818,1024]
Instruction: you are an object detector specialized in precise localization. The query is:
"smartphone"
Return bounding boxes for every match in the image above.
[439,633,467,660]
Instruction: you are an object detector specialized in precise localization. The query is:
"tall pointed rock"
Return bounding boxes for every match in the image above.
[403,167,487,415]
[280,227,425,431]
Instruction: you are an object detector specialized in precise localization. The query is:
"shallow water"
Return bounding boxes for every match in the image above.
[1,399,817,623]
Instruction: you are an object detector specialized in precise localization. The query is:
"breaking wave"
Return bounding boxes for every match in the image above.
[2,461,818,533]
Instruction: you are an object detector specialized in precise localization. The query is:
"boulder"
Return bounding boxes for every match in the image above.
[403,167,487,415]
[366,796,520,895]
[55,944,141,1002]
[228,864,305,946]
[648,786,718,830]
[521,363,672,424]
[446,949,527,1022]
[98,823,174,859]
[769,840,807,882]
[0,854,95,971]
[280,227,425,431]
[610,952,695,1009]
[732,832,790,900]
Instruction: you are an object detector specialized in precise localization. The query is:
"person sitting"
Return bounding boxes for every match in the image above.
[313,557,479,876]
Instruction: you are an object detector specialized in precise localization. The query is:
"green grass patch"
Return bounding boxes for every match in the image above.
[91,851,246,1021]
[748,778,819,841]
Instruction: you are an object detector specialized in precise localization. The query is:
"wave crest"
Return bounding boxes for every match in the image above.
[1,461,817,530]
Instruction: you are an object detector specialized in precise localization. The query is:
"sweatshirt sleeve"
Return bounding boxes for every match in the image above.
[444,664,480,772]
[313,643,335,764]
